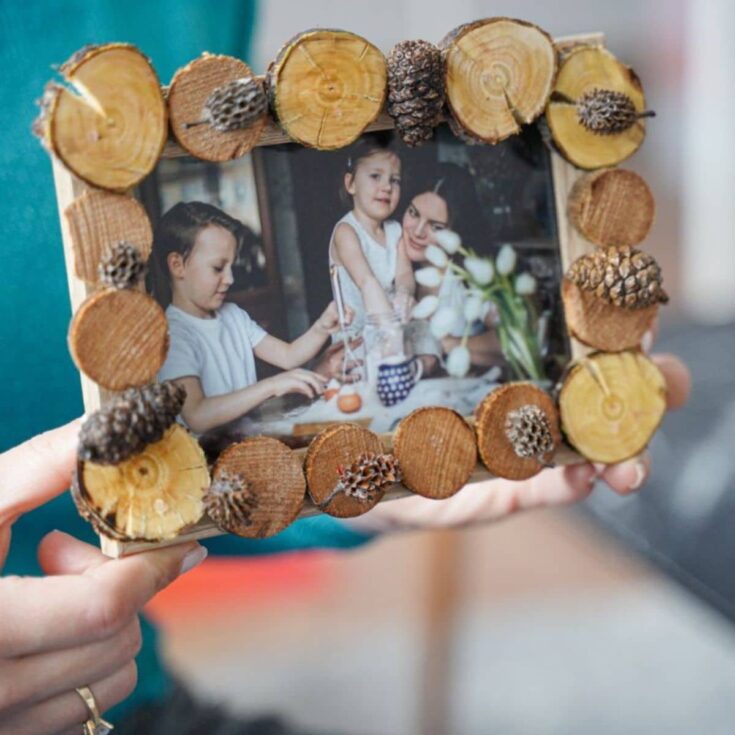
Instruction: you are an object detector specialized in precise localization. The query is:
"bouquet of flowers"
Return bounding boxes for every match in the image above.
[411,231,546,381]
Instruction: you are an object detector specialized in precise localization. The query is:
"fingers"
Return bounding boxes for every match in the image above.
[37,530,107,576]
[597,452,650,496]
[651,352,691,410]
[0,618,141,714]
[0,419,82,526]
[0,662,136,735]
[0,541,206,657]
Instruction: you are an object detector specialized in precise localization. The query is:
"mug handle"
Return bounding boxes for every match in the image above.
[411,356,424,382]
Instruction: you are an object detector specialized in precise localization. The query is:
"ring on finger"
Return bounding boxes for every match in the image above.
[75,685,114,735]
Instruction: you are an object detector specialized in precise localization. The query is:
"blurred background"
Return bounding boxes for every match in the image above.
[4,1,735,733]
[141,2,735,734]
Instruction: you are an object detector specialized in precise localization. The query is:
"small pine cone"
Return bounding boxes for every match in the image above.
[387,40,445,147]
[320,452,402,508]
[567,246,669,309]
[577,88,644,135]
[203,77,268,133]
[98,241,147,289]
[204,471,257,535]
[78,380,186,465]
[504,405,555,461]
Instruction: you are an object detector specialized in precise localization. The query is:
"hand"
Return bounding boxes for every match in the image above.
[0,420,207,735]
[314,338,364,382]
[345,353,691,533]
[316,301,353,335]
[265,368,327,399]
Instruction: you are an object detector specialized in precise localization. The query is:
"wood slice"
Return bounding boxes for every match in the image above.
[39,43,167,191]
[568,169,655,247]
[210,436,305,538]
[440,18,556,144]
[168,54,267,162]
[558,351,666,464]
[68,289,168,391]
[562,278,658,351]
[393,407,477,499]
[545,46,646,169]
[65,190,153,284]
[73,424,208,541]
[305,423,386,517]
[475,383,561,480]
[267,29,387,150]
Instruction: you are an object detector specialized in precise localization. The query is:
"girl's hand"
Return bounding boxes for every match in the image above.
[0,421,207,735]
[265,369,327,399]
[317,302,353,334]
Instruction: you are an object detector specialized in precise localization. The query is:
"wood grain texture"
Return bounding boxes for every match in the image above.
[304,423,386,517]
[559,351,666,464]
[267,29,387,150]
[212,436,305,538]
[475,383,561,480]
[393,407,477,499]
[441,18,557,144]
[68,288,168,391]
[65,190,153,284]
[562,278,658,351]
[168,54,267,162]
[568,168,655,247]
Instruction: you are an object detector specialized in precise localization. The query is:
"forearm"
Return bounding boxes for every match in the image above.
[360,275,393,315]
[277,326,330,369]
[183,380,274,433]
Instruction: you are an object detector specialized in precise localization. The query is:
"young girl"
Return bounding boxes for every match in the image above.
[151,201,347,435]
[329,137,415,332]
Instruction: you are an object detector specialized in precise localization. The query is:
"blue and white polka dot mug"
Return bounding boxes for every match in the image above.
[376,355,423,407]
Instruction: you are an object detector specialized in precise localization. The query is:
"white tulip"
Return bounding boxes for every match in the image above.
[425,244,449,268]
[463,294,485,322]
[464,256,494,286]
[430,305,462,340]
[446,345,471,377]
[412,295,439,319]
[496,244,517,275]
[415,267,443,288]
[515,272,537,295]
[435,229,461,254]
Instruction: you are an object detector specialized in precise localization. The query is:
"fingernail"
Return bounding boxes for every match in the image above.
[641,330,654,354]
[629,459,647,491]
[180,545,207,575]
[592,463,606,478]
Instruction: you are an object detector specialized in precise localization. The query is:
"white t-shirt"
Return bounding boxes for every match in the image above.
[158,302,267,397]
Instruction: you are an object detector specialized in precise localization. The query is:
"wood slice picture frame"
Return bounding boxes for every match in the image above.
[40,25,668,556]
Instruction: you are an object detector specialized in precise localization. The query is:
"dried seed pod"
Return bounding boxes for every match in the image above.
[98,241,147,289]
[317,452,402,509]
[566,246,668,309]
[201,76,268,133]
[387,40,444,147]
[78,381,186,465]
[73,424,208,541]
[577,88,654,135]
[203,470,258,536]
[504,404,555,462]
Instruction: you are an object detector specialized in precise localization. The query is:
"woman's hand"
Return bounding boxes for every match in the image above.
[346,353,691,533]
[0,421,208,735]
[313,338,364,382]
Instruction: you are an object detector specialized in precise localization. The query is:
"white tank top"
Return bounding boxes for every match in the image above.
[328,210,402,333]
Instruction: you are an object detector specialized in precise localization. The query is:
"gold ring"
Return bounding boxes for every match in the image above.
[74,686,114,735]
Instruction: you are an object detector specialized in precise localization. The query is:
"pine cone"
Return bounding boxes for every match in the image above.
[577,88,649,135]
[203,77,268,133]
[567,246,668,309]
[504,405,555,461]
[387,40,445,147]
[98,241,147,289]
[78,381,186,465]
[319,453,402,508]
[204,471,257,535]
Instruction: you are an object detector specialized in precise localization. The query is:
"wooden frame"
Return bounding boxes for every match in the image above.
[45,29,666,556]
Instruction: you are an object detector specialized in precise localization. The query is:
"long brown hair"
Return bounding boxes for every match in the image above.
[148,201,244,306]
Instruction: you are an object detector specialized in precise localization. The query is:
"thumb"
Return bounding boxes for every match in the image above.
[37,529,108,576]
[0,419,82,527]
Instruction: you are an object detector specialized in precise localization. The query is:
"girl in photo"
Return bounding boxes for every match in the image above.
[329,137,416,333]
[150,201,349,435]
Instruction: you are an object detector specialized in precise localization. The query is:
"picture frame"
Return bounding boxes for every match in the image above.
[41,27,667,556]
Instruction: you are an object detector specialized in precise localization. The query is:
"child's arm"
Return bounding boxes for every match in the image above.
[394,236,417,322]
[333,223,393,315]
[175,370,326,434]
[254,302,348,370]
